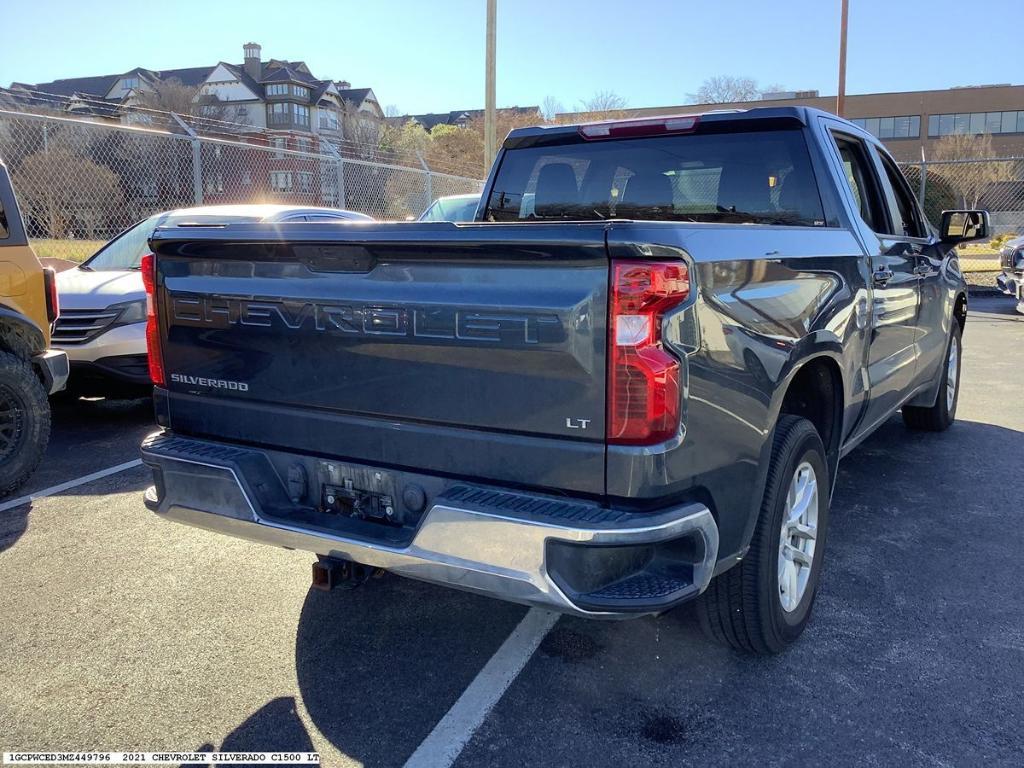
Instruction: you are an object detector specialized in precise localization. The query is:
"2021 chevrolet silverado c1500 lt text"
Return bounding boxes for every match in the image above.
[140,108,987,653]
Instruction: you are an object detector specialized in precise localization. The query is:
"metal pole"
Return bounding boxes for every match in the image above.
[417,151,433,209]
[191,139,203,205]
[836,0,849,117]
[336,157,346,208]
[918,147,927,207]
[170,112,203,205]
[483,0,497,170]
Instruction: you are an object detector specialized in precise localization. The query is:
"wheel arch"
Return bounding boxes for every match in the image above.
[775,352,845,486]
[953,291,967,333]
[0,305,46,360]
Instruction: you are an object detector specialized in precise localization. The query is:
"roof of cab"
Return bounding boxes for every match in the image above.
[503,106,858,147]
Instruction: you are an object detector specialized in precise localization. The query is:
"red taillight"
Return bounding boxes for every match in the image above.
[579,115,699,141]
[608,260,689,445]
[43,267,59,324]
[140,253,165,387]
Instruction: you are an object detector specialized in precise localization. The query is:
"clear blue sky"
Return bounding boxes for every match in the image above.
[2,0,1020,114]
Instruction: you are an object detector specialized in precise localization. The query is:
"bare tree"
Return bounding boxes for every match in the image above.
[930,132,1009,209]
[341,99,386,159]
[14,149,123,238]
[689,76,764,104]
[541,96,566,122]
[132,77,240,134]
[383,104,403,118]
[579,90,628,114]
[134,78,199,116]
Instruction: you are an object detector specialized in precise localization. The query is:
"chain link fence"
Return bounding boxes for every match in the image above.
[0,109,484,262]
[1,108,1020,274]
[900,157,1024,273]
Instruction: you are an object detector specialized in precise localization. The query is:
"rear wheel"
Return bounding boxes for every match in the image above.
[696,415,829,654]
[902,322,961,432]
[0,351,51,497]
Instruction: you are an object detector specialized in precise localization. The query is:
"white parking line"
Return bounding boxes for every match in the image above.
[0,459,144,513]
[403,607,560,768]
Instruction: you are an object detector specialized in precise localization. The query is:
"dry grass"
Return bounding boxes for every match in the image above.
[30,239,105,264]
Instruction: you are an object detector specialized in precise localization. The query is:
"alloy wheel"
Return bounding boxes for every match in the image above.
[946,334,959,411]
[778,461,819,613]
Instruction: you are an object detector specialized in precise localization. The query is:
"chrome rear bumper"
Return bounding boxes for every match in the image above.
[142,432,719,618]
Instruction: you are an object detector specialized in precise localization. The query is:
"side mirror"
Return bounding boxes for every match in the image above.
[939,209,990,244]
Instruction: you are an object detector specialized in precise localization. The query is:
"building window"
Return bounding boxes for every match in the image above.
[292,85,309,98]
[272,137,287,158]
[319,109,339,130]
[268,102,290,125]
[270,171,293,191]
[295,137,313,154]
[295,104,310,126]
[850,115,920,139]
[267,83,289,96]
[927,111,1024,137]
[298,172,314,193]
[124,76,139,90]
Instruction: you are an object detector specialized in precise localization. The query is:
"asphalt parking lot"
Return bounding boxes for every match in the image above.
[2,295,1022,768]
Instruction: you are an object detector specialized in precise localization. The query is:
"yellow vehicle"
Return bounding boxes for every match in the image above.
[0,155,68,496]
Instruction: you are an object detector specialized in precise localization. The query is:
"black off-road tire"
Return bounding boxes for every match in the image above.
[0,351,51,498]
[696,416,830,654]
[902,322,962,432]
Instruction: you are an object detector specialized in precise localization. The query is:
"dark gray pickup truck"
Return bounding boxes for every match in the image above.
[141,107,988,654]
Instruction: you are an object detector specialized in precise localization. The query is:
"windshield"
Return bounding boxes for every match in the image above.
[419,196,480,222]
[82,212,264,271]
[485,129,826,226]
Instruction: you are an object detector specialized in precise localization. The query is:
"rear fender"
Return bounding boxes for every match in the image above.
[0,304,46,359]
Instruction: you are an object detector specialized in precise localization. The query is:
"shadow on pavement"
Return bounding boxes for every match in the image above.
[183,697,314,767]
[452,417,1024,768]
[0,505,28,553]
[294,573,527,768]
[18,395,155,498]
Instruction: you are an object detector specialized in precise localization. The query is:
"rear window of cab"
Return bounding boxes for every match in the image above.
[485,128,825,227]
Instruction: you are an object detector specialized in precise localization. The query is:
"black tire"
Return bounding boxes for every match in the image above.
[902,322,962,432]
[0,351,51,498]
[696,415,829,654]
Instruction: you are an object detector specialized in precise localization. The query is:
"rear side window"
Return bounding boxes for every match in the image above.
[832,135,886,233]
[878,153,926,238]
[485,129,825,226]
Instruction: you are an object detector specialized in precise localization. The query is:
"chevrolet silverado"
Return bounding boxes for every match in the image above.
[140,107,987,653]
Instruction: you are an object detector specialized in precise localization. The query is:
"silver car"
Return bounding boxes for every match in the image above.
[996,235,1024,314]
[418,194,481,222]
[55,204,372,396]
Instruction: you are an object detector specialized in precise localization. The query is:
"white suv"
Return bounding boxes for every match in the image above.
[55,204,371,396]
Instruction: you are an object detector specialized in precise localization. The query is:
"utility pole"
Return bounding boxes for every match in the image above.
[836,0,849,117]
[484,0,497,170]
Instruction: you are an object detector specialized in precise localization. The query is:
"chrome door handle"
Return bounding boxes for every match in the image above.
[872,267,894,287]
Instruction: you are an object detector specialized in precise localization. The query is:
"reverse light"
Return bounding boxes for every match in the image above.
[579,115,699,141]
[608,260,690,445]
[140,253,165,386]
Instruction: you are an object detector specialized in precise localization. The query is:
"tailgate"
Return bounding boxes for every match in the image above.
[150,222,609,495]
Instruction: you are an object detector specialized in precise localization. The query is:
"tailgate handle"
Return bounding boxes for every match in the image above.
[293,244,376,273]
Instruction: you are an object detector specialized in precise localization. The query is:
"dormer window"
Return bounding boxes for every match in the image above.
[267,84,288,96]
[292,85,309,98]
[124,76,140,90]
